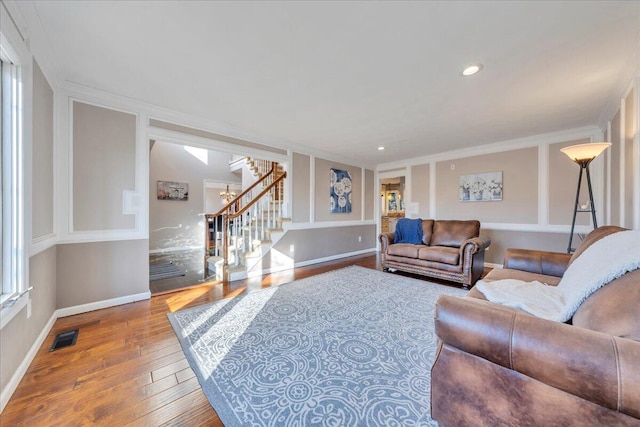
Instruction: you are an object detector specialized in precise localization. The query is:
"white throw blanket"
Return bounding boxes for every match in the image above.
[476,230,640,322]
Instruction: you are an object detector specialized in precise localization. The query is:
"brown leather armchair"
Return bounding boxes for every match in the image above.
[431,226,640,426]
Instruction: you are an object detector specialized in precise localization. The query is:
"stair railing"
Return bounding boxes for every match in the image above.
[204,162,286,282]
[221,170,287,282]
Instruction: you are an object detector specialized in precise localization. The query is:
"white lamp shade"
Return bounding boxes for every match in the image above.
[560,142,611,162]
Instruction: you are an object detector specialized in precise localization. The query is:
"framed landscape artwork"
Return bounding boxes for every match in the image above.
[157,180,189,201]
[459,172,503,202]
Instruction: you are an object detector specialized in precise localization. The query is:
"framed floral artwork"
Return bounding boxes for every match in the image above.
[459,172,502,202]
[330,168,352,213]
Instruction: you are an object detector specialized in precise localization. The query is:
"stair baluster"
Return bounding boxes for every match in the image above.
[204,161,287,283]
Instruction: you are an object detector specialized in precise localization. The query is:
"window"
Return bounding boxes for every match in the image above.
[0,42,26,311]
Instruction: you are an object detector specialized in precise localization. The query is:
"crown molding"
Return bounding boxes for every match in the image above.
[376,125,602,171]
[60,80,373,170]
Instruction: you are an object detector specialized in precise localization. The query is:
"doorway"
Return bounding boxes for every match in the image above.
[148,140,242,294]
[380,176,405,233]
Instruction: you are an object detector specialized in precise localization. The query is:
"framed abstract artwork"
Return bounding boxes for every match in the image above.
[330,168,352,213]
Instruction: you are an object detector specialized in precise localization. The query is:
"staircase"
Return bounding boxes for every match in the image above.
[205,160,289,283]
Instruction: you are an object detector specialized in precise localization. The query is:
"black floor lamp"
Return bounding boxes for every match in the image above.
[560,142,611,253]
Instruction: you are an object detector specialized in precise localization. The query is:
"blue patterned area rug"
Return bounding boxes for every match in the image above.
[168,266,467,426]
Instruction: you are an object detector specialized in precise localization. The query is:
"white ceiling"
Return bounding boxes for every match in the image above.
[23,1,640,166]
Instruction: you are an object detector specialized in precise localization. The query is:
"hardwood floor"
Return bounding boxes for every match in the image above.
[2,254,486,426]
[1,254,379,426]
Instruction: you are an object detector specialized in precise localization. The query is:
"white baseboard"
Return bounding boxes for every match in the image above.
[1,290,153,414]
[56,292,151,318]
[0,311,57,413]
[294,248,378,269]
[237,248,378,282]
[149,246,201,255]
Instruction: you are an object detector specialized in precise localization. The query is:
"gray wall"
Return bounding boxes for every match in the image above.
[292,153,311,223]
[315,158,363,222]
[264,225,377,267]
[73,101,136,231]
[411,164,430,218]
[364,169,374,220]
[56,240,148,308]
[435,147,539,223]
[1,246,57,394]
[32,60,54,239]
[483,229,568,264]
[149,141,240,251]
[405,137,612,264]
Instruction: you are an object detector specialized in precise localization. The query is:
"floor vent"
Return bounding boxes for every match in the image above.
[50,329,79,351]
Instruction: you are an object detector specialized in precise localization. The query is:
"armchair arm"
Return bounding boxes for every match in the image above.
[503,248,571,278]
[434,295,640,419]
[378,232,395,254]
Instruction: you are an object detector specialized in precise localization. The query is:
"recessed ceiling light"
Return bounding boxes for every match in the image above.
[378,146,385,151]
[461,64,483,76]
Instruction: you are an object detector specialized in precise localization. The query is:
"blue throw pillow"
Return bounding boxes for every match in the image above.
[394,218,424,244]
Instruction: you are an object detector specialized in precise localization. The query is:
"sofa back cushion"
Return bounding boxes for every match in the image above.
[569,225,626,266]
[431,220,480,248]
[572,269,640,342]
[421,219,434,245]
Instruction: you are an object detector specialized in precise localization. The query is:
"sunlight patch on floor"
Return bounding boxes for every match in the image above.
[192,287,278,378]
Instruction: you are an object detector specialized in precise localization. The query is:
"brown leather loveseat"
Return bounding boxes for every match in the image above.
[379,219,490,287]
[431,226,640,426]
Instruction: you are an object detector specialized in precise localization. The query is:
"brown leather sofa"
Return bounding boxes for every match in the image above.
[379,219,490,287]
[431,226,640,426]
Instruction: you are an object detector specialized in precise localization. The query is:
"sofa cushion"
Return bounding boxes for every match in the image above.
[419,246,460,265]
[572,268,640,342]
[385,255,463,273]
[431,220,480,248]
[387,243,420,258]
[421,219,434,245]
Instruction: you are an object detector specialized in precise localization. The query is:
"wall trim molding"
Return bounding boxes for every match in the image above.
[59,80,370,170]
[309,155,315,223]
[147,126,289,164]
[56,232,147,245]
[57,93,148,243]
[0,311,57,413]
[0,296,28,331]
[619,95,627,227]
[285,220,376,230]
[56,291,151,319]
[30,233,56,256]
[482,223,592,234]
[376,126,601,170]
[633,77,640,230]
[375,125,604,235]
